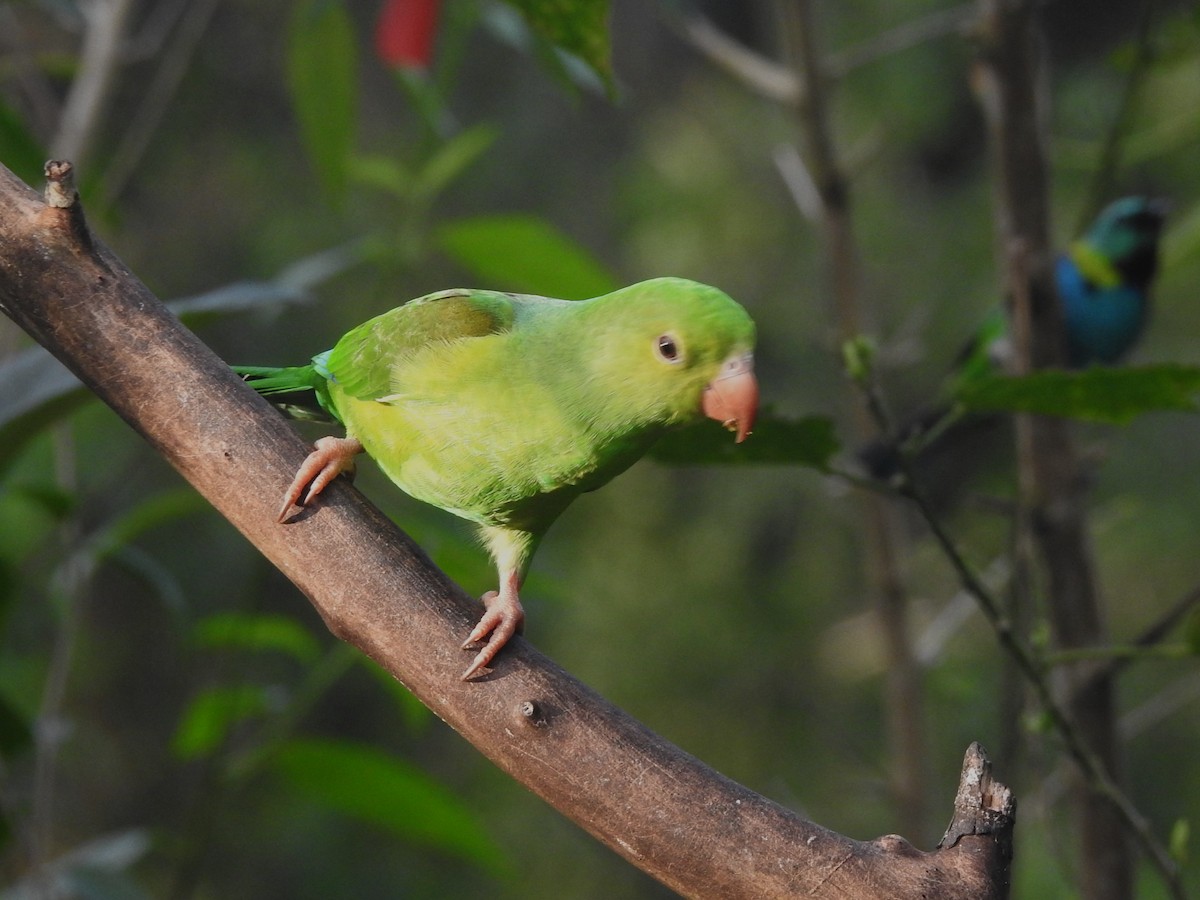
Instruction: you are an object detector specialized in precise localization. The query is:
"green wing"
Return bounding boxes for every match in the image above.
[323,289,517,401]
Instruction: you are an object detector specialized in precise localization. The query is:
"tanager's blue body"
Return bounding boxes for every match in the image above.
[1055,196,1166,366]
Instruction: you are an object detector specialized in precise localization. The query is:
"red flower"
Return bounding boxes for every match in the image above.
[375,0,441,69]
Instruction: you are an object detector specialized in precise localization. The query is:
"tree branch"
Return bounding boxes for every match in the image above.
[676,14,802,105]
[0,160,1014,898]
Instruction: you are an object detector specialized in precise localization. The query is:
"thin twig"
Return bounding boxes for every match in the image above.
[826,4,977,78]
[1073,581,1200,688]
[895,464,1187,899]
[103,0,221,205]
[678,14,801,104]
[51,0,138,166]
[1046,643,1189,666]
[30,428,90,894]
[1120,671,1200,740]
[772,144,822,223]
[915,557,1010,666]
[672,4,976,103]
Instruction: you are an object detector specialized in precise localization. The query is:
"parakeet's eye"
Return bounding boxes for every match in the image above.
[655,334,682,363]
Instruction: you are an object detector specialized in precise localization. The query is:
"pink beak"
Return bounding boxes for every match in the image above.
[701,352,759,443]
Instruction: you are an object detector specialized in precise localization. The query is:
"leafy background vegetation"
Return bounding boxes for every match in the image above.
[2,0,1200,897]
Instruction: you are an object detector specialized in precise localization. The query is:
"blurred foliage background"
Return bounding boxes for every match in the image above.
[2,0,1200,897]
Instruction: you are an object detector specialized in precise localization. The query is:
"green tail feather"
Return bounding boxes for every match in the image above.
[232,363,339,424]
[231,364,318,394]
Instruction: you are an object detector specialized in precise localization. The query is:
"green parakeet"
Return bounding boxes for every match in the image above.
[235,277,759,679]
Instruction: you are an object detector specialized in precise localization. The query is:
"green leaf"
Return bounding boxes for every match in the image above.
[5,483,77,520]
[194,612,322,663]
[1170,817,1190,865]
[955,365,1200,425]
[271,739,508,874]
[500,0,613,92]
[412,124,499,202]
[350,126,497,207]
[437,213,617,298]
[651,412,840,470]
[841,335,876,386]
[287,0,358,199]
[349,154,413,198]
[172,685,271,760]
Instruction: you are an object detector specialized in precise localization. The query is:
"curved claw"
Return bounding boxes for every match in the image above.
[461,589,525,680]
[278,436,363,522]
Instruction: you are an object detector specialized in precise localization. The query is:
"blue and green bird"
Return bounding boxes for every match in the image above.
[863,196,1168,478]
[235,277,759,678]
[965,195,1168,374]
[1055,195,1167,366]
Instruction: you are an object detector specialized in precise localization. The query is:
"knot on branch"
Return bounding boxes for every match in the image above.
[518,699,548,727]
[36,159,97,258]
[44,160,78,209]
[939,742,1015,856]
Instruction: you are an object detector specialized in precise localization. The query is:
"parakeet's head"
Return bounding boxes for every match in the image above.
[1080,196,1168,288]
[579,277,758,442]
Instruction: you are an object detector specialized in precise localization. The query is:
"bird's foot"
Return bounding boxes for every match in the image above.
[278,436,364,522]
[461,590,525,680]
